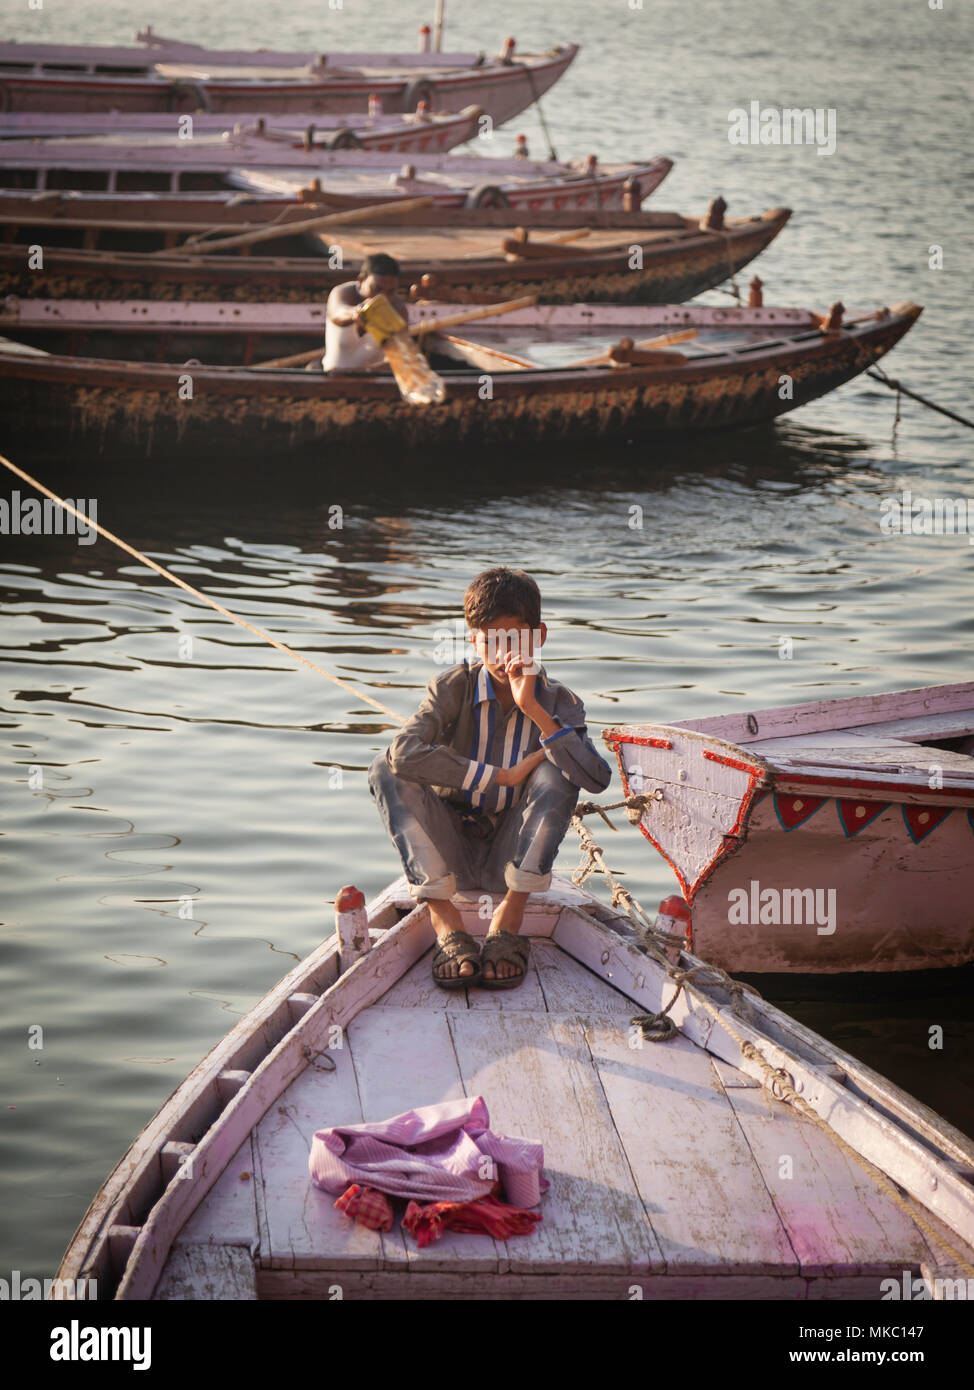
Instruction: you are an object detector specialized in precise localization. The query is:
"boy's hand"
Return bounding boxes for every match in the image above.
[504,650,540,713]
[494,748,546,786]
[504,651,560,738]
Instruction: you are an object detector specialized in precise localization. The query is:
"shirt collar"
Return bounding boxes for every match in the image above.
[474,665,495,706]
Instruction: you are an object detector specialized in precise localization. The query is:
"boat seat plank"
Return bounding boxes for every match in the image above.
[173,1134,258,1247]
[844,709,974,743]
[582,1024,797,1274]
[151,1242,257,1300]
[772,744,974,775]
[749,730,919,755]
[345,1007,504,1272]
[448,1010,664,1276]
[254,1044,393,1272]
[718,1080,934,1276]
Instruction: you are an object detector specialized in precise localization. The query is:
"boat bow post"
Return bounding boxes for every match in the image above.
[336,884,371,973]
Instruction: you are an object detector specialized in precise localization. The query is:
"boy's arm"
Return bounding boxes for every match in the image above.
[326,284,364,329]
[534,687,613,793]
[385,667,499,796]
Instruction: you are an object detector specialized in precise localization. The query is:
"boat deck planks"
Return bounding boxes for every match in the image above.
[345,1008,506,1273]
[582,1024,799,1276]
[146,921,974,1297]
[253,1043,400,1273]
[319,222,696,261]
[173,1134,259,1247]
[54,876,971,1300]
[717,1081,930,1278]
[449,1009,660,1276]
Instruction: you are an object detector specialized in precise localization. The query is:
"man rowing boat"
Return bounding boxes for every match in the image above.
[322,252,409,373]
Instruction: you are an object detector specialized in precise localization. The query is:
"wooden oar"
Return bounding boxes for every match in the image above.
[252,293,537,370]
[502,227,596,259]
[160,196,436,256]
[565,327,698,369]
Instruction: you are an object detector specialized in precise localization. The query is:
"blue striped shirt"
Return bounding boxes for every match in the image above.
[459,665,572,812]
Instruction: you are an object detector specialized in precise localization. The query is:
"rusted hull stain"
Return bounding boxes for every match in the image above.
[0,319,912,455]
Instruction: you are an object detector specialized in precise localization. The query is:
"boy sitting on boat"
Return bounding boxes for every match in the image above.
[322,252,409,373]
[369,567,612,989]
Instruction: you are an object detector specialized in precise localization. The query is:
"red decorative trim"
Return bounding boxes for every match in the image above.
[775,771,974,802]
[703,749,764,774]
[611,734,673,749]
[610,743,766,935]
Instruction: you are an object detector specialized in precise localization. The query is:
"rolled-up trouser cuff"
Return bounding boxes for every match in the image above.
[504,862,552,893]
[409,872,457,902]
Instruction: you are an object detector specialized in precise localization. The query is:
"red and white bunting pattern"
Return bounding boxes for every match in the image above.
[902,804,954,844]
[837,798,891,838]
[773,792,828,831]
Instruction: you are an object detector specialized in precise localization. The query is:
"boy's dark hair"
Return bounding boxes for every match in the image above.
[464,568,541,630]
[359,253,400,279]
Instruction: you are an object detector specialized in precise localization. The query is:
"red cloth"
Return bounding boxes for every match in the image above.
[334,1183,394,1232]
[401,1194,543,1248]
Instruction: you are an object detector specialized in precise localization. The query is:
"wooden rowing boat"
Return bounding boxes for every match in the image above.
[0,205,790,304]
[605,682,974,977]
[54,875,974,1299]
[0,37,578,123]
[0,299,921,456]
[0,139,669,214]
[0,107,484,154]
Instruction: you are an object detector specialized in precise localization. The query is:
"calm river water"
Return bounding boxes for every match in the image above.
[1,0,972,1282]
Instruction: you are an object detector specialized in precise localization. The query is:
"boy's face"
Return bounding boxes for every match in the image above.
[469,613,547,682]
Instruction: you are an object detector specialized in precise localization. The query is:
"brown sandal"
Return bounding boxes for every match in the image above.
[431,930,482,990]
[479,930,530,990]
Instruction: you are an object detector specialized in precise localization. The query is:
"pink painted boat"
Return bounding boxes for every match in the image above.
[52,876,974,1299]
[0,106,484,154]
[605,682,974,977]
[0,35,578,123]
[0,136,669,214]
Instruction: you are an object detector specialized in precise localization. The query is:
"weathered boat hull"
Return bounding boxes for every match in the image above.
[605,682,974,975]
[0,208,791,305]
[0,44,578,124]
[0,302,921,458]
[53,877,974,1300]
[0,108,484,154]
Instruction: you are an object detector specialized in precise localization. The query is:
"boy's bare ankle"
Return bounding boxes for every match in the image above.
[427,898,466,938]
[489,890,529,936]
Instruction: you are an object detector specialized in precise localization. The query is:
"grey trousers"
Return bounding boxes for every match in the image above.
[368,754,580,901]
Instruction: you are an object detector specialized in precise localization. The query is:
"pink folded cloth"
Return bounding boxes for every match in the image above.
[309,1096,548,1207]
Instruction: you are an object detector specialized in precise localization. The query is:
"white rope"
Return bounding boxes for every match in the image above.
[0,452,405,723]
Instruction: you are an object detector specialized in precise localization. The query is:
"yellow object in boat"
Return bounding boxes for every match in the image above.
[357,293,408,346]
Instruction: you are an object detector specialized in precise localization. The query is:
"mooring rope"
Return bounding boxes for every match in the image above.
[867,365,974,430]
[569,796,974,1281]
[0,452,406,724]
[517,61,558,163]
